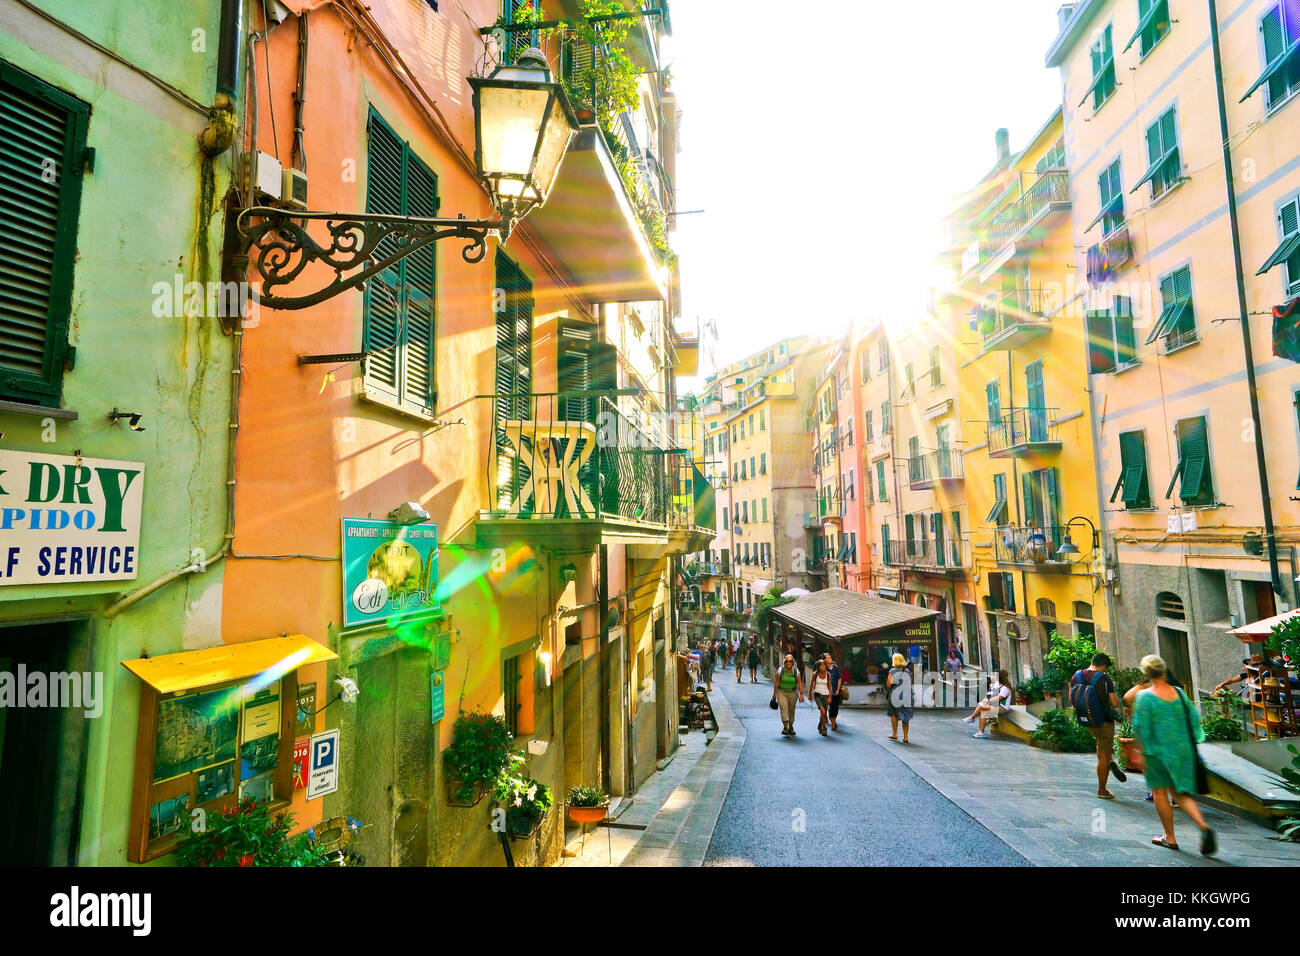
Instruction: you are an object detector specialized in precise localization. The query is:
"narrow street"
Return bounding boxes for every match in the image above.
[701,668,1026,867]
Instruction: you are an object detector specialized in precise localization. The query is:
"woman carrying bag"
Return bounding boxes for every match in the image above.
[1131,654,1217,856]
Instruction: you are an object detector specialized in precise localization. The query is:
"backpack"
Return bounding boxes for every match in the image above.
[1070,669,1109,727]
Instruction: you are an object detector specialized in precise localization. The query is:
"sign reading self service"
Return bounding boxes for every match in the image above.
[340,518,439,629]
[0,449,145,586]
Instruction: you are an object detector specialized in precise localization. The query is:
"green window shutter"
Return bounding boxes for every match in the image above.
[1,62,89,404]
[1259,198,1300,283]
[1086,310,1116,374]
[905,514,915,555]
[986,380,1000,423]
[1242,4,1300,105]
[401,158,438,413]
[1118,431,1150,506]
[362,112,405,399]
[1114,296,1138,365]
[1177,417,1213,504]
[1044,467,1061,534]
[877,459,887,501]
[1022,472,1039,528]
[987,473,1007,524]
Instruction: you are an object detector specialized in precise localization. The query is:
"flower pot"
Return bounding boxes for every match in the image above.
[1118,737,1144,772]
[575,108,595,123]
[507,809,546,839]
[447,779,487,808]
[567,805,608,824]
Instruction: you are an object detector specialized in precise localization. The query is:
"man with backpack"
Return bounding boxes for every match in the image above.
[1070,652,1128,799]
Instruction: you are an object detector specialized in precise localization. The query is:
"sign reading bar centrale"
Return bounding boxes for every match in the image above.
[340,518,439,629]
[0,449,145,586]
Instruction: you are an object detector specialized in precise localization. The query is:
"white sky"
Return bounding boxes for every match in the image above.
[663,0,1067,382]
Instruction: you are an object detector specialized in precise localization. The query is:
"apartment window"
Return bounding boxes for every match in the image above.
[1089,158,1126,237]
[1134,104,1182,200]
[742,501,749,522]
[846,423,854,447]
[907,435,921,482]
[865,410,874,443]
[1081,23,1117,110]
[861,349,871,383]
[0,61,88,405]
[849,532,857,564]
[740,460,747,480]
[503,653,523,736]
[1243,2,1300,110]
[760,452,767,475]
[1111,430,1152,508]
[928,346,941,387]
[1020,468,1062,544]
[881,524,891,560]
[748,413,755,434]
[1149,265,1198,352]
[1258,193,1300,297]
[762,498,768,522]
[903,362,915,398]
[1167,416,1215,505]
[1036,137,1066,174]
[1086,296,1138,373]
[876,459,888,501]
[866,467,874,502]
[879,343,890,372]
[847,469,855,500]
[750,455,756,477]
[365,110,439,415]
[1124,0,1171,58]
[987,473,1008,525]
[881,400,892,434]
[732,424,737,443]
[985,379,1001,426]
[905,514,917,557]
[759,409,766,431]
[722,508,729,530]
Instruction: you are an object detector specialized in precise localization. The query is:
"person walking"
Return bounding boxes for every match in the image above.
[700,642,714,691]
[772,654,805,736]
[809,659,833,736]
[943,647,963,707]
[822,652,845,730]
[748,640,761,683]
[886,653,914,743]
[1069,652,1128,799]
[1132,654,1217,855]
[734,639,745,683]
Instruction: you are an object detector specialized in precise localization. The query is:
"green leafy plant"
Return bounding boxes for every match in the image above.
[1113,716,1138,767]
[496,771,553,835]
[1040,664,1064,697]
[175,799,331,867]
[1030,707,1094,753]
[1017,674,1045,703]
[1273,744,1300,841]
[1200,709,1247,742]
[1043,629,1097,679]
[1109,666,1144,701]
[444,711,520,804]
[1267,614,1300,668]
[566,784,610,808]
[752,593,797,637]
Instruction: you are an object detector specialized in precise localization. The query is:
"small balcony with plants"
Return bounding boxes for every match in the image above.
[992,523,1070,572]
[987,407,1062,458]
[976,287,1052,350]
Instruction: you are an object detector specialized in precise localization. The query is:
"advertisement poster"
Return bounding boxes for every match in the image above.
[341,518,439,629]
[430,670,445,724]
[0,448,145,586]
[241,687,280,741]
[293,739,309,790]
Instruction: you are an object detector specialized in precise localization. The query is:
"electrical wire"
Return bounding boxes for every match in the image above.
[259,0,281,160]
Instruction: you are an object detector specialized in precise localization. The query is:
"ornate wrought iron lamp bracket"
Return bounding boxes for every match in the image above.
[235,207,510,310]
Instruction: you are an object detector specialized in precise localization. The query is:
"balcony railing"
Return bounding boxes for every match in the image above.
[993,524,1069,568]
[897,538,968,570]
[977,288,1052,347]
[907,448,964,489]
[486,391,684,527]
[979,169,1070,264]
[987,407,1061,457]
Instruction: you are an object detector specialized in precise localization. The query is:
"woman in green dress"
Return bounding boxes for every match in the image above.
[1132,654,1217,856]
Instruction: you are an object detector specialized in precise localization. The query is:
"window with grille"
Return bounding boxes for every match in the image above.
[0,61,89,405]
[503,653,522,737]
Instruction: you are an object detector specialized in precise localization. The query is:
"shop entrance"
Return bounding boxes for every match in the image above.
[0,622,76,865]
[1157,626,1194,695]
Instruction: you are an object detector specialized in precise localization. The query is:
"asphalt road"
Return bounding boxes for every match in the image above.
[702,667,1029,867]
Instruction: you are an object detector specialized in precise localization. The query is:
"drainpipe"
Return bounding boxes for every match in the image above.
[198,0,244,155]
[598,543,611,796]
[1208,0,1283,601]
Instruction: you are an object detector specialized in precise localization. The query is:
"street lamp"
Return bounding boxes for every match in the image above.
[1057,515,1100,558]
[470,48,578,229]
[236,49,578,311]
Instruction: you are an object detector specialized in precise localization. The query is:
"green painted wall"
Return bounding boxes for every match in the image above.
[0,0,232,864]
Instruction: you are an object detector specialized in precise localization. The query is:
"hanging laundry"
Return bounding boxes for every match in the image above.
[1273,297,1300,362]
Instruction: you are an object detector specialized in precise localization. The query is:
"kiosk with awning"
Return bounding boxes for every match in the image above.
[121,635,338,861]
[768,588,940,689]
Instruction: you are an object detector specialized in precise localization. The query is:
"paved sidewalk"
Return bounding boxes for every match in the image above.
[870,712,1300,866]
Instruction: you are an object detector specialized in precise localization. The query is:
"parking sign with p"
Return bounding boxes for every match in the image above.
[306,728,340,800]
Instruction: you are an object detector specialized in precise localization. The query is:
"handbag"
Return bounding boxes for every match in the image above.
[838,684,850,702]
[769,697,779,711]
[1177,691,1210,795]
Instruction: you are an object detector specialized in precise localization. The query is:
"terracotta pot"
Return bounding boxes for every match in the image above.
[447,779,486,808]
[567,805,608,824]
[1118,737,1144,771]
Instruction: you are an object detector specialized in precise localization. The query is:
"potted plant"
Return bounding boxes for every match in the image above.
[495,770,553,838]
[175,799,332,867]
[566,784,610,824]
[444,711,519,807]
[1115,717,1143,771]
